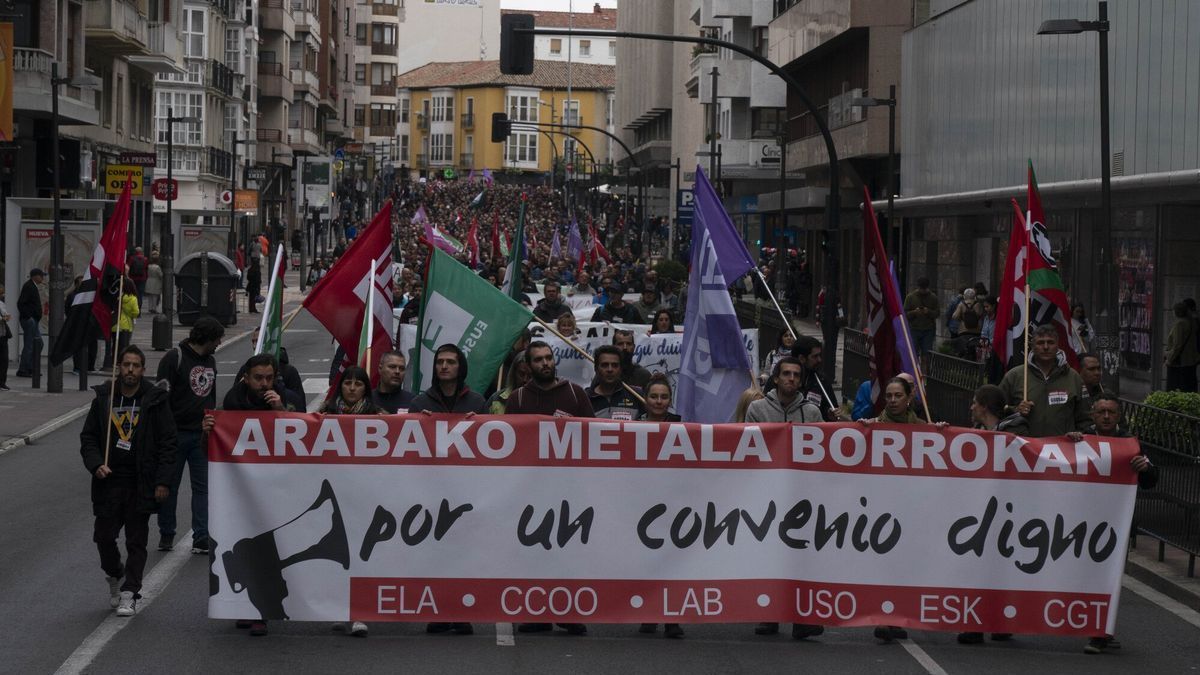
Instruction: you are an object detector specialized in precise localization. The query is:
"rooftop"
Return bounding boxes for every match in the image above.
[501,5,617,31]
[396,60,615,90]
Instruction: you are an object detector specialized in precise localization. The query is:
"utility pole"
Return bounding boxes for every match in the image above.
[708,67,719,178]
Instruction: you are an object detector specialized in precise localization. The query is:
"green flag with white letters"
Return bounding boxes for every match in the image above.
[411,248,533,393]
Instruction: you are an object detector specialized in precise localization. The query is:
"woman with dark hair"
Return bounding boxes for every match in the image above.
[761,330,796,386]
[649,308,675,335]
[637,374,684,639]
[320,365,378,415]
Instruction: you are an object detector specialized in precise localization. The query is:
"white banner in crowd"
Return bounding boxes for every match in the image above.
[397,321,758,391]
[207,413,1139,635]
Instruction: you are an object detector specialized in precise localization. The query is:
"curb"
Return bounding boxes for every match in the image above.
[0,306,293,458]
[1126,549,1200,612]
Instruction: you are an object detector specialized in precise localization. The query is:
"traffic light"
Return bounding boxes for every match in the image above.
[491,112,511,143]
[500,13,535,75]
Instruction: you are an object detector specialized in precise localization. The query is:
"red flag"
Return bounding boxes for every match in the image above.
[303,201,395,383]
[994,201,1029,369]
[1022,163,1082,366]
[466,217,480,268]
[861,187,901,414]
[49,177,132,364]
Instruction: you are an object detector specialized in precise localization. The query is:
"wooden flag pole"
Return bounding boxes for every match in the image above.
[894,309,934,424]
[1022,282,1032,402]
[102,274,126,468]
[280,307,303,334]
[532,316,647,407]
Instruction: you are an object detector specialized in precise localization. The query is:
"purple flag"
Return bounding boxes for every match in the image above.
[567,218,582,258]
[482,168,494,186]
[889,259,923,398]
[676,167,754,423]
[550,230,561,259]
[468,168,476,183]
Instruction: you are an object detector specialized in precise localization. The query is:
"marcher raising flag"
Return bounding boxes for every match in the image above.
[254,244,286,360]
[410,247,532,394]
[50,176,132,365]
[676,166,756,423]
[303,201,395,382]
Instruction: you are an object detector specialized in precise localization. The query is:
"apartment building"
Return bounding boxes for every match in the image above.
[502,4,617,67]
[395,60,614,179]
[352,0,499,167]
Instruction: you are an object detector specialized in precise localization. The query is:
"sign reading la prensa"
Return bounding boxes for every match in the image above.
[207,412,1139,634]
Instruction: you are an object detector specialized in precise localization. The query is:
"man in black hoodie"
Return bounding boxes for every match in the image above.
[79,345,177,617]
[408,343,485,637]
[155,316,224,554]
[532,280,571,323]
[408,343,487,414]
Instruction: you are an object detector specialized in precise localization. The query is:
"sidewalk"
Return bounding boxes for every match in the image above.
[0,270,307,452]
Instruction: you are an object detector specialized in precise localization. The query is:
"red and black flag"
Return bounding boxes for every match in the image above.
[49,178,132,365]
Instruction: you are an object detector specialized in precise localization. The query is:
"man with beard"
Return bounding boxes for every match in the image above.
[532,280,571,322]
[372,351,415,413]
[155,316,225,554]
[587,344,645,420]
[409,344,488,415]
[612,329,651,389]
[80,346,177,617]
[794,336,843,421]
[507,341,592,636]
[506,341,594,417]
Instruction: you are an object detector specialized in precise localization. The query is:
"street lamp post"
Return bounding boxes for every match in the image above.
[152,107,199,351]
[851,85,899,282]
[1038,1,1115,389]
[227,135,248,260]
[47,63,100,393]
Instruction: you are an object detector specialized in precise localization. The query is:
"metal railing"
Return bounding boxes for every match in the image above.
[840,328,871,405]
[1122,400,1200,575]
[923,351,988,427]
[416,114,429,131]
[370,41,397,56]
[461,113,475,129]
[372,2,399,16]
[257,128,282,142]
[459,153,473,167]
[371,82,396,97]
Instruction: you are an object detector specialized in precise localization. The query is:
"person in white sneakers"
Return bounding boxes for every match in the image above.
[79,345,178,616]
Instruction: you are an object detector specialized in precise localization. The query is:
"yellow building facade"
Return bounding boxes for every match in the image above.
[395,61,616,178]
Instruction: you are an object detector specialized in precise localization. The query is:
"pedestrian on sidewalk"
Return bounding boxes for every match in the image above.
[0,283,11,390]
[79,345,178,617]
[144,254,163,314]
[155,316,224,555]
[903,277,939,356]
[128,247,149,305]
[102,280,139,370]
[16,267,44,377]
[245,252,262,314]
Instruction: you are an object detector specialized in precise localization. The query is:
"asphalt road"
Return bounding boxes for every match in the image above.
[3,311,1200,675]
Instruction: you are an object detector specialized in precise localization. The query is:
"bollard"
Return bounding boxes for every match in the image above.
[31,335,41,390]
[151,313,172,350]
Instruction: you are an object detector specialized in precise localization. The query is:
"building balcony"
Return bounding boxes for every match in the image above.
[372,2,399,17]
[370,82,396,98]
[257,62,294,100]
[460,113,474,130]
[319,87,338,113]
[202,146,234,181]
[12,49,98,124]
[324,115,347,137]
[415,154,427,169]
[257,128,283,143]
[369,124,394,137]
[292,4,321,36]
[84,0,149,56]
[127,21,185,74]
[416,114,429,131]
[260,0,297,37]
[697,55,749,100]
[370,41,397,57]
[288,124,323,155]
[208,59,235,97]
[459,153,473,168]
[291,66,320,93]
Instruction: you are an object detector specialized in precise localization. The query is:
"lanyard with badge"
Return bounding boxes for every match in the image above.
[111,395,140,453]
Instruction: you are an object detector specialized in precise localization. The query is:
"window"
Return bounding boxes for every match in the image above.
[155,90,203,145]
[400,98,410,123]
[184,8,205,58]
[579,39,590,57]
[429,133,453,163]
[354,105,366,127]
[505,131,538,165]
[369,104,395,127]
[370,63,395,86]
[157,147,200,173]
[563,99,579,127]
[225,103,240,140]
[465,97,474,115]
[345,7,351,36]
[115,74,124,133]
[355,63,366,85]
[751,108,784,138]
[431,94,453,122]
[549,38,561,55]
[355,23,367,45]
[606,95,613,126]
[506,93,538,123]
[100,68,112,128]
[464,135,473,155]
[226,28,242,74]
[372,23,395,45]
[608,40,616,58]
[400,134,409,162]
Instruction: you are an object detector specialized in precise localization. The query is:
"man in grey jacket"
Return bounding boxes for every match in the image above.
[745,357,823,424]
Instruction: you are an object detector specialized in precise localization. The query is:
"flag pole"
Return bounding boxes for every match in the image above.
[255,244,284,354]
[532,316,647,407]
[757,270,798,342]
[102,274,126,468]
[280,307,303,334]
[896,310,933,424]
[1022,208,1032,403]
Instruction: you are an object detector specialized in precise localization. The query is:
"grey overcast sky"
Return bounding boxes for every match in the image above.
[499,0,617,10]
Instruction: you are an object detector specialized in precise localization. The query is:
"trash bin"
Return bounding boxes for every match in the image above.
[176,252,239,327]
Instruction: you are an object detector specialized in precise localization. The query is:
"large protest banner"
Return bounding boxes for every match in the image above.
[397,322,758,391]
[209,413,1138,636]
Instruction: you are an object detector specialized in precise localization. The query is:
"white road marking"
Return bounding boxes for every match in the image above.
[1123,576,1200,629]
[899,638,949,675]
[496,622,515,646]
[54,532,196,675]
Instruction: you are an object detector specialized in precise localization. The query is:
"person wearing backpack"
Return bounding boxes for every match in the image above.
[154,316,225,554]
[944,287,965,340]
